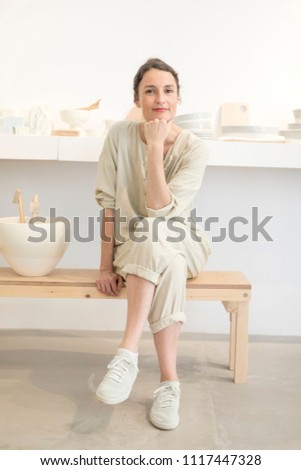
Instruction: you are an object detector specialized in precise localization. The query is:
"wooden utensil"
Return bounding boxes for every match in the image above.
[13,189,25,223]
[77,99,101,111]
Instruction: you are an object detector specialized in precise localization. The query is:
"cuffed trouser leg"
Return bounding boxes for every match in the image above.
[148,253,187,333]
[113,218,209,333]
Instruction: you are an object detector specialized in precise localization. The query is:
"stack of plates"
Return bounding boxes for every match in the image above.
[174,112,214,140]
[220,126,285,143]
[279,109,301,142]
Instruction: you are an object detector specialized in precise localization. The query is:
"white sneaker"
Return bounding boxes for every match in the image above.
[96,350,139,405]
[150,381,180,430]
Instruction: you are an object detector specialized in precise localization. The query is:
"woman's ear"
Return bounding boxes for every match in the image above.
[135,100,141,108]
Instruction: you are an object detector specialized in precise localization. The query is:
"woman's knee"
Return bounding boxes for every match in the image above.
[132,217,169,243]
[166,253,187,280]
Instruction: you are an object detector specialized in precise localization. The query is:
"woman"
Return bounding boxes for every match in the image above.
[95,58,211,430]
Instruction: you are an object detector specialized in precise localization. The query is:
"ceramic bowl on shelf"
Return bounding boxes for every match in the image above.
[0,217,69,276]
[60,109,89,129]
[293,109,301,124]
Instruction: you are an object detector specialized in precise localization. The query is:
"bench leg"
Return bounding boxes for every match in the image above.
[222,301,238,372]
[234,302,249,383]
[223,300,249,383]
[229,310,237,371]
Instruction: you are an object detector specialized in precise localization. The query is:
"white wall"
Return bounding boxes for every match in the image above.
[0,0,301,335]
[1,0,301,126]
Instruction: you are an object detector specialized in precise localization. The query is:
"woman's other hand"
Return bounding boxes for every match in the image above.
[96,270,124,296]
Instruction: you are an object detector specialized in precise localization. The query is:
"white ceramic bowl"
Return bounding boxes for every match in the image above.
[0,217,69,276]
[60,109,89,129]
[293,109,301,124]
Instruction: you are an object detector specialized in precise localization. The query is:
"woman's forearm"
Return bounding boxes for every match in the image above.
[146,143,171,210]
[100,208,115,271]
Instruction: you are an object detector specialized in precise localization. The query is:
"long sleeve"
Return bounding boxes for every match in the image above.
[95,124,120,209]
[145,139,209,219]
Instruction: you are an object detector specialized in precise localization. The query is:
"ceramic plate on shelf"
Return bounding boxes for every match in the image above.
[174,112,211,122]
[220,136,285,142]
[221,126,278,135]
[176,120,212,129]
[279,130,301,139]
[186,128,213,134]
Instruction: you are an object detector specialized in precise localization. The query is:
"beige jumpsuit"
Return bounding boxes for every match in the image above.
[95,121,211,333]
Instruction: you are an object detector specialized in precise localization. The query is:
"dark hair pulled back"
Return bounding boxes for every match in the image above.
[133,58,180,101]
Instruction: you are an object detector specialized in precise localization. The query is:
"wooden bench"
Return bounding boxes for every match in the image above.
[0,267,251,383]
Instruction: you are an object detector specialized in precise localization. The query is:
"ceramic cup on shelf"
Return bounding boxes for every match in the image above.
[0,217,70,276]
[293,109,301,124]
[60,109,89,131]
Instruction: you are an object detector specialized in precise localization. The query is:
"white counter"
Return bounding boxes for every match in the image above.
[0,135,301,168]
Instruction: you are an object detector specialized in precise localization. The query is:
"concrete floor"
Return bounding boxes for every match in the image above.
[0,330,300,450]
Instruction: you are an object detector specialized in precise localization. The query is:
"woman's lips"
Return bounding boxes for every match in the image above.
[153,108,168,112]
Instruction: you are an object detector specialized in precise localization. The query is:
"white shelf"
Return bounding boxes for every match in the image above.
[58,136,104,162]
[207,141,301,169]
[0,135,301,168]
[0,135,57,160]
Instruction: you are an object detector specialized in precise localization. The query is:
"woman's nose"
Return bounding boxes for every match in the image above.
[155,91,166,103]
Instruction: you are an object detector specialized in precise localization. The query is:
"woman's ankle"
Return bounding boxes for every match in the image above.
[118,342,139,354]
[160,374,179,382]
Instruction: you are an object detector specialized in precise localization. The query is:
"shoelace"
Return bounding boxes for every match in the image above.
[153,384,179,408]
[106,356,137,383]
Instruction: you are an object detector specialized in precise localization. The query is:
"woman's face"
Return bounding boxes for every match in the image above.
[135,68,179,122]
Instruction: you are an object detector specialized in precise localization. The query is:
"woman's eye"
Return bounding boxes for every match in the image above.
[145,89,153,94]
[165,89,174,94]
